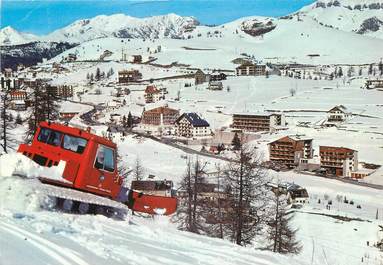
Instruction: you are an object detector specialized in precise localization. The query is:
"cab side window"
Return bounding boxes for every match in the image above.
[94,145,115,172]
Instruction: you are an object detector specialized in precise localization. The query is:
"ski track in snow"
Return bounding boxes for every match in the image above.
[0,220,90,265]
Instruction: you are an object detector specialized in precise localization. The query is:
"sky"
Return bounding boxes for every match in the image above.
[1,0,315,35]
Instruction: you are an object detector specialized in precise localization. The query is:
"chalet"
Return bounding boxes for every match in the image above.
[175,113,211,138]
[195,69,208,85]
[144,85,165,103]
[320,146,358,177]
[106,100,122,111]
[287,184,309,204]
[209,72,227,81]
[51,63,69,74]
[327,105,350,123]
[138,106,180,135]
[99,50,113,61]
[231,112,286,132]
[63,53,77,62]
[132,55,143,63]
[131,180,174,197]
[236,62,266,76]
[110,113,122,124]
[118,70,142,83]
[59,111,80,119]
[269,182,309,205]
[207,81,223,90]
[268,136,313,168]
[365,79,383,89]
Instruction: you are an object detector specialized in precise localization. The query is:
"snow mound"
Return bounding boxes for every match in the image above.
[0,153,65,180]
[0,153,65,213]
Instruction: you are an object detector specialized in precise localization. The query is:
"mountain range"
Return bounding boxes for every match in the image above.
[1,0,383,46]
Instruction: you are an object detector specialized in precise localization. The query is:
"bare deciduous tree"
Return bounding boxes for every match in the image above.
[175,157,209,234]
[224,144,270,246]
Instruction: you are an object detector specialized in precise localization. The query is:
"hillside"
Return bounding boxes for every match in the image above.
[298,0,383,39]
[0,153,305,265]
[48,15,383,67]
[0,41,77,70]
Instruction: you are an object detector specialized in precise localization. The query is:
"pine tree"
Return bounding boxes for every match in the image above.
[43,86,59,121]
[0,91,15,153]
[267,188,302,254]
[127,111,133,128]
[231,132,241,151]
[224,145,270,246]
[337,67,343,77]
[347,66,354,77]
[132,157,144,181]
[95,68,101,81]
[358,67,363,76]
[26,86,46,140]
[122,115,127,128]
[368,64,373,75]
[379,61,383,76]
[15,113,23,125]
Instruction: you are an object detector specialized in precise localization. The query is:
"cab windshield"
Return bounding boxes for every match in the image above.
[37,127,62,147]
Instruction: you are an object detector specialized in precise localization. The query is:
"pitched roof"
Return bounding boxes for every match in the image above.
[176,112,210,127]
[145,85,160,94]
[268,135,312,145]
[328,105,347,113]
[144,106,179,115]
[319,146,356,153]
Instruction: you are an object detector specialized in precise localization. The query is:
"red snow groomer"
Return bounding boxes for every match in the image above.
[17,121,177,217]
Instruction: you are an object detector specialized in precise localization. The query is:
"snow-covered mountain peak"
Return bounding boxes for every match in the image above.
[44,13,200,43]
[0,26,38,46]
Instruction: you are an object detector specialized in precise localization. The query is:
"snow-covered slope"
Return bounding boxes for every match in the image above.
[0,153,306,265]
[298,0,383,39]
[0,26,38,45]
[50,14,383,66]
[44,13,199,43]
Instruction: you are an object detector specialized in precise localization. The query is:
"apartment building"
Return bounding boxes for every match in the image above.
[319,146,358,177]
[175,113,211,138]
[268,136,313,168]
[231,112,285,132]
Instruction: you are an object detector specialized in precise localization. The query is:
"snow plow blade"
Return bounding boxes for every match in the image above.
[126,190,177,215]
